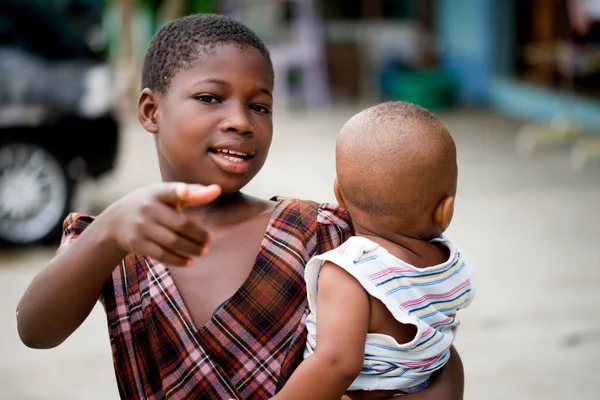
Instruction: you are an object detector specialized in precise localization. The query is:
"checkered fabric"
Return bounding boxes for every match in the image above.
[61,197,353,399]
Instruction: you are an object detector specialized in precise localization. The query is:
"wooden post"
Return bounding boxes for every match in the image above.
[115,0,137,119]
[158,0,185,24]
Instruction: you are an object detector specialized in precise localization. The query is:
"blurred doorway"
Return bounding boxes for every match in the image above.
[514,0,600,101]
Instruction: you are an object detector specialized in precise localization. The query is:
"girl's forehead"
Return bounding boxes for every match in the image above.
[171,44,273,89]
[192,44,271,73]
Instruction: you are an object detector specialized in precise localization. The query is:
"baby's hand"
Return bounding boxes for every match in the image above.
[101,182,221,266]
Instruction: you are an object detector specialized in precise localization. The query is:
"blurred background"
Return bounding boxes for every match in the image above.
[1,0,599,399]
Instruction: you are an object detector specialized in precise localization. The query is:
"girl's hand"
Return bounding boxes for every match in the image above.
[102,182,221,266]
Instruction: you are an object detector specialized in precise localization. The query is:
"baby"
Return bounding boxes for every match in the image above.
[273,101,475,399]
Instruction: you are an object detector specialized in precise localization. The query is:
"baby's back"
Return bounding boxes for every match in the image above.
[369,238,454,343]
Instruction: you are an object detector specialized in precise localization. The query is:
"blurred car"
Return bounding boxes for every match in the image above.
[0,0,119,245]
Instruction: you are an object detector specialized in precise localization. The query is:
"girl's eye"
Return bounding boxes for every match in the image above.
[196,95,219,103]
[251,104,272,114]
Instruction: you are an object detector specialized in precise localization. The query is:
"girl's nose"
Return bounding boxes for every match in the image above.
[221,104,253,135]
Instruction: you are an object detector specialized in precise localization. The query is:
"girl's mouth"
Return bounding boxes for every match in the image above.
[208,148,255,174]
[209,148,253,162]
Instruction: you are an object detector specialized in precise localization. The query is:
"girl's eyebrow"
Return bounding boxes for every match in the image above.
[193,78,272,98]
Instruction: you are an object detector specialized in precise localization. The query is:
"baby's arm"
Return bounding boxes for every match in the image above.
[272,261,370,400]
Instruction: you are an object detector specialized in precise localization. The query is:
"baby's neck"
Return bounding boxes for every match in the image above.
[354,225,449,269]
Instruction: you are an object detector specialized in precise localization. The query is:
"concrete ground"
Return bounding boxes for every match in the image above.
[1,106,599,399]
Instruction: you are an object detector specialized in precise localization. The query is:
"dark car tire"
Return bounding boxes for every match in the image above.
[0,141,74,245]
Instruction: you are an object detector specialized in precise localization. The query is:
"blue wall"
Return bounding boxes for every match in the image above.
[436,0,600,129]
[490,78,600,128]
[435,0,495,103]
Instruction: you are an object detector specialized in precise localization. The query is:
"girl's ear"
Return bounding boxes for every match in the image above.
[138,88,159,134]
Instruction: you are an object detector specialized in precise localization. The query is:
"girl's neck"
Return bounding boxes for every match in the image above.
[187,191,274,227]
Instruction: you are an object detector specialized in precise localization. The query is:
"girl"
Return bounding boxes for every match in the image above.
[16,13,464,399]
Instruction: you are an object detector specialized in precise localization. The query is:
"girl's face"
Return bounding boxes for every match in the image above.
[140,43,274,195]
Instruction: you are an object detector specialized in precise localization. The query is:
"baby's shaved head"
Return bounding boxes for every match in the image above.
[336,101,457,225]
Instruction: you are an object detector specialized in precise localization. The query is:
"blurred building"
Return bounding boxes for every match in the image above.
[435,0,600,130]
[315,0,600,130]
[205,0,600,130]
[58,0,600,129]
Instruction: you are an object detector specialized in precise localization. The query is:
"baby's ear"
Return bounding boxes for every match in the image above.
[137,88,159,134]
[434,196,455,233]
[333,179,347,208]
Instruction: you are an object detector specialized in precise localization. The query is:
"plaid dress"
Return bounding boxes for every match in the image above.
[61,197,353,399]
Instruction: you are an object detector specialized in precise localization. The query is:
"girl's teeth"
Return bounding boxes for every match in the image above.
[223,155,243,163]
[218,149,247,157]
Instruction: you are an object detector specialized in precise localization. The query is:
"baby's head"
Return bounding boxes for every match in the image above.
[335,101,457,239]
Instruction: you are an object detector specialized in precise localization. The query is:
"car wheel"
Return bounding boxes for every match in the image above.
[0,142,73,245]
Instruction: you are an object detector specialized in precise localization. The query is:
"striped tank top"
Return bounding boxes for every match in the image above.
[304,235,474,392]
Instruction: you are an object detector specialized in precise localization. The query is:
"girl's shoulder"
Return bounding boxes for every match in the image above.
[270,196,354,254]
[271,196,352,227]
[60,212,95,247]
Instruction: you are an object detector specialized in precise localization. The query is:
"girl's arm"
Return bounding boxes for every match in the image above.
[400,345,464,400]
[341,347,464,400]
[273,261,465,400]
[17,209,129,349]
[272,261,370,400]
[17,183,219,349]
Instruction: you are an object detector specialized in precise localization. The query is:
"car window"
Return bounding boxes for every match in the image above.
[0,0,100,61]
